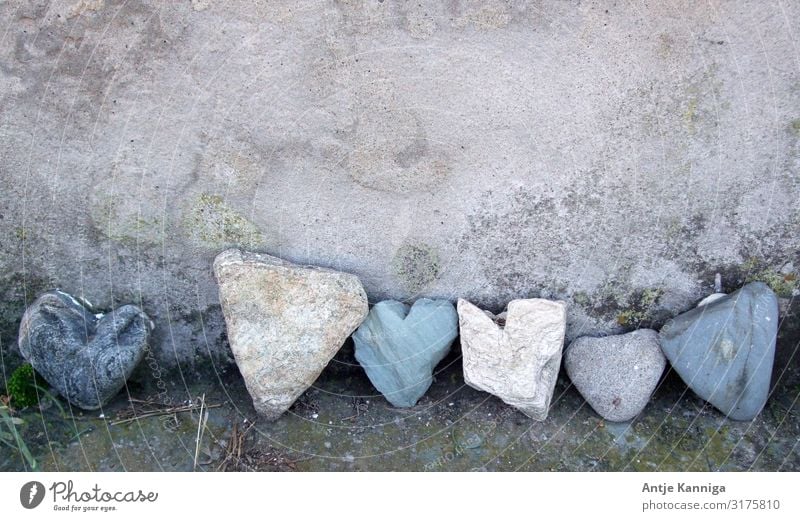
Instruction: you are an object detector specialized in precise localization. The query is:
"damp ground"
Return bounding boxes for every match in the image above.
[3,317,799,472]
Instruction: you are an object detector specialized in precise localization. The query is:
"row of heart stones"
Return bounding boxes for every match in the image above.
[17,247,778,423]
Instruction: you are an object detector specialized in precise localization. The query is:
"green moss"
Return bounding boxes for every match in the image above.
[702,426,733,464]
[391,242,441,293]
[7,364,40,409]
[640,287,663,306]
[616,288,664,328]
[592,415,734,471]
[572,291,590,307]
[790,119,800,134]
[0,273,49,380]
[616,310,636,327]
[752,270,797,298]
[187,193,265,250]
[741,257,798,298]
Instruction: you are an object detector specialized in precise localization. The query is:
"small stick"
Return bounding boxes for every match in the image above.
[193,394,206,471]
[110,402,220,426]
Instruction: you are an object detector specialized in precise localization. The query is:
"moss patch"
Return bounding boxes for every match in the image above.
[740,258,798,298]
[0,273,49,383]
[391,242,441,293]
[616,287,664,328]
[572,291,590,307]
[186,193,264,250]
[7,364,40,409]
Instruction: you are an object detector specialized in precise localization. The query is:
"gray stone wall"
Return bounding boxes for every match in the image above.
[1,0,798,367]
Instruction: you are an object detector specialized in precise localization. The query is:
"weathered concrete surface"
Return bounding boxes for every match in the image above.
[1,1,799,367]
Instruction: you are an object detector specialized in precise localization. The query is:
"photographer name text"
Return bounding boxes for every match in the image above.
[642,482,726,496]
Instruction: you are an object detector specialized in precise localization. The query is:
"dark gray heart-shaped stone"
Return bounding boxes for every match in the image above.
[353,298,457,407]
[659,282,778,421]
[18,290,151,410]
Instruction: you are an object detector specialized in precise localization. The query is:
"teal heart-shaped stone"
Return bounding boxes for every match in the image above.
[353,298,458,407]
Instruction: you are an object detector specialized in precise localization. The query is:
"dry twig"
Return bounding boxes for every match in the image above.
[215,421,302,472]
[193,394,208,471]
[111,398,220,426]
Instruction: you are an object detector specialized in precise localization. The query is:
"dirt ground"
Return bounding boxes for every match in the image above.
[3,310,799,472]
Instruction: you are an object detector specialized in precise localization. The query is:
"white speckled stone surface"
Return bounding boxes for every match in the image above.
[565,329,666,422]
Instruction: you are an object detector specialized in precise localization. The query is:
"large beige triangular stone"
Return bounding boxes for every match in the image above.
[213,249,368,419]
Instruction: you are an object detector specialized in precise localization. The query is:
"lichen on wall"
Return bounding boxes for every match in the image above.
[184,193,265,250]
[392,241,441,295]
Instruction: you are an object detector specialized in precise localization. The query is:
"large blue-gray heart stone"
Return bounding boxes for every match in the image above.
[659,282,778,421]
[18,290,151,410]
[353,298,458,407]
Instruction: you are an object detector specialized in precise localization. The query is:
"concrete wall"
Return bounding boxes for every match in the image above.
[1,0,798,368]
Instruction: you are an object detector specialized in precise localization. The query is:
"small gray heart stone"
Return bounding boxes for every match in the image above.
[565,329,666,422]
